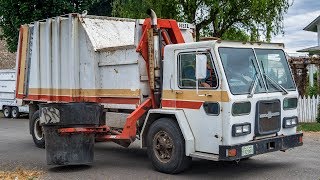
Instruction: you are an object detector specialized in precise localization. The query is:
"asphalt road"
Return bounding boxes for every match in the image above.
[0,115,319,180]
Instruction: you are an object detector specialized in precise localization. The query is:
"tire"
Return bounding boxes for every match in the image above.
[3,106,12,118]
[30,110,45,148]
[11,107,20,118]
[147,118,191,174]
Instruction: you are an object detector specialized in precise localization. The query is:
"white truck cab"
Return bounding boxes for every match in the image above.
[141,40,302,161]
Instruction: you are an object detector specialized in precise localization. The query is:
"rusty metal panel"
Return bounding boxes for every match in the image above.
[24,25,34,96]
[21,14,145,109]
[29,22,40,95]
[51,17,60,92]
[60,17,72,90]
[17,25,29,95]
[39,22,47,90]
[78,21,98,90]
[81,17,136,51]
[105,112,129,128]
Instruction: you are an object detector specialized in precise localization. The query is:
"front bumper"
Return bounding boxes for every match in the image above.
[219,133,303,161]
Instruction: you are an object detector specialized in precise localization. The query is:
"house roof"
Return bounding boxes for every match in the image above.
[303,15,320,32]
[297,45,320,52]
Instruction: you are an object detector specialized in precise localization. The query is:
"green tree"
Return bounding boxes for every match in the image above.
[113,0,291,42]
[112,0,179,19]
[306,72,318,97]
[0,0,112,52]
[88,0,113,16]
[181,0,291,41]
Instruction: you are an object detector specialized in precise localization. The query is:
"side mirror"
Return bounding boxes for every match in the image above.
[196,54,207,79]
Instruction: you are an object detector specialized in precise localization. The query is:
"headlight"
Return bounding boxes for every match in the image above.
[283,116,298,128]
[242,124,250,133]
[232,102,251,116]
[283,98,298,110]
[235,126,242,134]
[232,123,251,137]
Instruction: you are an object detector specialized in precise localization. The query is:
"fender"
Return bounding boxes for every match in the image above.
[140,109,195,156]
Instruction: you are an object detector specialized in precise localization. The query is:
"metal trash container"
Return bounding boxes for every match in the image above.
[40,102,102,165]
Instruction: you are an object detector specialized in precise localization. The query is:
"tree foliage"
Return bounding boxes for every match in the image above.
[112,0,180,19]
[306,72,318,97]
[0,0,291,52]
[113,0,291,42]
[0,0,112,52]
[200,0,291,41]
[221,27,251,41]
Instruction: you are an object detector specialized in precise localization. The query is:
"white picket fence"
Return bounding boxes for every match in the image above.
[298,95,319,123]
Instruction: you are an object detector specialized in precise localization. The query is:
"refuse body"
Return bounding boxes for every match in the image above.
[40,102,102,165]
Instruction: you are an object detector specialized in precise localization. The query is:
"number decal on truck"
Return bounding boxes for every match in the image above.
[178,22,190,30]
[40,107,60,124]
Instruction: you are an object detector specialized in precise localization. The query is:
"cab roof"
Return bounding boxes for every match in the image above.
[165,40,285,52]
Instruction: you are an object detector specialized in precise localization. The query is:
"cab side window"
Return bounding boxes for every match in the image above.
[178,52,218,88]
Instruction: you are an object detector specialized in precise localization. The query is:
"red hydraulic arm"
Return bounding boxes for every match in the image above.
[137,18,185,62]
[136,18,185,109]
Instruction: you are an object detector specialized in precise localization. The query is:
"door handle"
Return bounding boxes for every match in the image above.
[175,91,183,94]
[198,93,212,97]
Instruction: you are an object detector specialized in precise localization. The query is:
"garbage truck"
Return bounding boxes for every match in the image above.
[15,10,303,173]
[0,69,29,118]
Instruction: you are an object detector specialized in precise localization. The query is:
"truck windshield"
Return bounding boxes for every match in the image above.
[219,47,295,95]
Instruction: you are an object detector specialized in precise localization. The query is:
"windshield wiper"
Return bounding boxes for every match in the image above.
[264,73,288,95]
[247,57,261,98]
[259,60,288,95]
[248,74,258,98]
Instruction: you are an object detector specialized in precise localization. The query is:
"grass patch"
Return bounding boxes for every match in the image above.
[297,123,320,132]
[0,168,43,180]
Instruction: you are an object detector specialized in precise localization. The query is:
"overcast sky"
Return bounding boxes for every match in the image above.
[271,0,320,56]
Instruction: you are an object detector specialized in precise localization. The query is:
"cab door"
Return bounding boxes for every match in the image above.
[175,49,223,154]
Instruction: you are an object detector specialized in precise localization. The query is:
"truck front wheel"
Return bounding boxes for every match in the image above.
[3,106,12,118]
[30,110,45,148]
[147,118,191,174]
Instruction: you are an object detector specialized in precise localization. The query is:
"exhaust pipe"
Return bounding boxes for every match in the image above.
[146,9,157,29]
[146,9,161,107]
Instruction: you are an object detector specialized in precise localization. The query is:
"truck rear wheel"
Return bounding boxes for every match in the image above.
[31,110,45,148]
[147,118,191,174]
[3,106,11,118]
[11,107,20,118]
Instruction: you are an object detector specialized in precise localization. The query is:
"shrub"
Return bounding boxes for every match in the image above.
[317,103,320,123]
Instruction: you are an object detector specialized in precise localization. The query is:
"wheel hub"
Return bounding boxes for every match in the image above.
[4,109,9,117]
[153,131,174,163]
[12,110,16,117]
[34,118,44,140]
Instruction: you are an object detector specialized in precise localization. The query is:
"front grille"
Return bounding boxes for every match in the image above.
[255,100,281,135]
